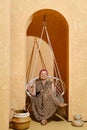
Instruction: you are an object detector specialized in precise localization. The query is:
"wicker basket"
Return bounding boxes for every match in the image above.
[12,110,31,130]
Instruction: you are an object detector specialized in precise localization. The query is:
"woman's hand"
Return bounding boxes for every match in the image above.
[27,85,30,91]
[27,84,36,96]
[27,85,33,92]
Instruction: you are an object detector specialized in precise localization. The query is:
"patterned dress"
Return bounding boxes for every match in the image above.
[31,78,64,121]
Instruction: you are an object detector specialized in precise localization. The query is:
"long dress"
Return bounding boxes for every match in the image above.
[30,78,65,121]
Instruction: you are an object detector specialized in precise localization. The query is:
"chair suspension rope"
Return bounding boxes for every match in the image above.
[26,41,36,83]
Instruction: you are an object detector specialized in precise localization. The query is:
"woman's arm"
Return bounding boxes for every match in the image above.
[27,83,36,96]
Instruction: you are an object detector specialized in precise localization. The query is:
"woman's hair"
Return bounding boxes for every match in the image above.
[39,69,48,76]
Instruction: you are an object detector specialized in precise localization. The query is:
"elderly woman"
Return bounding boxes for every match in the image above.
[27,69,67,125]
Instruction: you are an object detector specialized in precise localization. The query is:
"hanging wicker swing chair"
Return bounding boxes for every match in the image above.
[26,15,66,98]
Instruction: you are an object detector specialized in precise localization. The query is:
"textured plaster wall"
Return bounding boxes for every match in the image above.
[0,0,10,129]
[11,0,87,121]
[68,1,87,120]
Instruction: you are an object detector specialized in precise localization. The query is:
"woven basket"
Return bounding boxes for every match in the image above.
[12,110,31,130]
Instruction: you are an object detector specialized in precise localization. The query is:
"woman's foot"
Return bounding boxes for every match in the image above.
[41,119,47,125]
[59,103,67,107]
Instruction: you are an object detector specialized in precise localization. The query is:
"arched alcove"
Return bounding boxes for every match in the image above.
[26,9,69,118]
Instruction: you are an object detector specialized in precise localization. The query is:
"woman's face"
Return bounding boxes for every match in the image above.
[39,70,48,80]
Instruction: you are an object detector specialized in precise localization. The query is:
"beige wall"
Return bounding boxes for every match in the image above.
[0,0,87,129]
[68,1,87,120]
[0,0,10,129]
